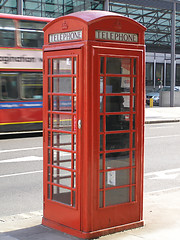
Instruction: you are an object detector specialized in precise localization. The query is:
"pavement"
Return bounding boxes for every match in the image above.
[145,106,180,124]
[0,106,180,240]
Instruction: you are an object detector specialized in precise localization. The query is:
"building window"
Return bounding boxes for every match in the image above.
[0,18,15,47]
[146,63,154,90]
[176,64,180,86]
[19,21,47,48]
[156,63,164,87]
[166,64,171,86]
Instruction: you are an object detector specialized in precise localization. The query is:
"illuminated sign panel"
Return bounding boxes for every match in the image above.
[49,30,82,43]
[0,49,42,69]
[95,30,138,43]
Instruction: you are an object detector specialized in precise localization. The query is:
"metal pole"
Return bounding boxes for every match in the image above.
[104,0,109,11]
[17,0,23,15]
[170,1,176,107]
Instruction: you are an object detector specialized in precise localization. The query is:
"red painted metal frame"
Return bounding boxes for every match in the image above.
[43,10,146,239]
[43,48,82,230]
[91,45,145,231]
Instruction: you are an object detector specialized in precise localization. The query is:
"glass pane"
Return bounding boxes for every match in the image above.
[106,96,130,112]
[132,151,135,166]
[100,154,103,170]
[1,74,18,100]
[48,167,51,182]
[105,151,130,169]
[48,131,51,146]
[100,134,103,151]
[20,31,43,47]
[48,113,51,128]
[105,187,130,206]
[72,191,76,207]
[133,132,135,148]
[52,186,71,205]
[100,115,103,132]
[106,133,129,150]
[52,114,72,131]
[48,95,51,110]
[106,114,130,131]
[53,132,71,150]
[52,150,71,168]
[19,20,46,30]
[0,18,15,47]
[48,59,51,75]
[133,114,136,129]
[48,77,51,93]
[73,58,77,74]
[21,73,42,99]
[53,58,72,75]
[53,77,71,93]
[132,168,136,184]
[155,63,164,87]
[72,173,76,188]
[48,149,51,164]
[52,59,59,75]
[48,185,51,199]
[74,77,76,93]
[19,21,46,48]
[132,186,136,201]
[73,134,76,151]
[106,77,130,93]
[99,191,103,208]
[133,96,136,111]
[73,115,77,131]
[60,77,72,93]
[133,77,136,93]
[53,96,71,111]
[106,169,130,187]
[52,168,71,187]
[73,96,76,112]
[53,77,58,92]
[100,77,104,93]
[100,96,103,112]
[99,173,103,189]
[133,59,136,75]
[100,57,104,74]
[73,153,76,170]
[146,63,154,89]
[106,57,131,75]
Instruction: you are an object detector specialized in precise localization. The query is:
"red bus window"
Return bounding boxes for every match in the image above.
[19,21,47,48]
[0,18,15,47]
[0,74,18,100]
[21,73,43,99]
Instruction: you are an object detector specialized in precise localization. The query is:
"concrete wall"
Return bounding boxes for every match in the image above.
[159,91,180,107]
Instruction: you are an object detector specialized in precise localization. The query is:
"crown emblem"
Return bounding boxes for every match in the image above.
[62,21,68,30]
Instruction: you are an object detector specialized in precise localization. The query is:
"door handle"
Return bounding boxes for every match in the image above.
[78,119,82,129]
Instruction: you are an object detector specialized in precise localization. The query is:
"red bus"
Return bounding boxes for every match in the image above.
[0,13,52,133]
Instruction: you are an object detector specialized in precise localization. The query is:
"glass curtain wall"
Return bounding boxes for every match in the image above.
[0,0,103,17]
[1,0,180,90]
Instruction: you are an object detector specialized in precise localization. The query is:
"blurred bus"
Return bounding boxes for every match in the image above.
[0,13,52,133]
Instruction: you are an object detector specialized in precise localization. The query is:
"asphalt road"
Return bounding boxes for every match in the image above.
[144,122,180,193]
[0,122,180,217]
[0,137,43,217]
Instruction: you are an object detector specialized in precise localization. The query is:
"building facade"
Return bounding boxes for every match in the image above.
[0,0,180,92]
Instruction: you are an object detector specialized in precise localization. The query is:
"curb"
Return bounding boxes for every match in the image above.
[145,119,180,124]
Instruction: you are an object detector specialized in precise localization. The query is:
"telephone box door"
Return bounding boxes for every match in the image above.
[43,49,81,230]
[93,47,144,230]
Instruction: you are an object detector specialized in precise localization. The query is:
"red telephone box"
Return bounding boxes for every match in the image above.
[42,10,146,239]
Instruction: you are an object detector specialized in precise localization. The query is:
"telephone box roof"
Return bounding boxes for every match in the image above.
[43,10,146,31]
